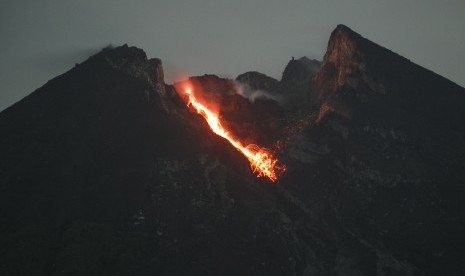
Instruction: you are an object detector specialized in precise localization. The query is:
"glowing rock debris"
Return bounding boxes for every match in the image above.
[182,88,285,182]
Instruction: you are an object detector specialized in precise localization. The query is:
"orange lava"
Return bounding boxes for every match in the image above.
[183,87,285,182]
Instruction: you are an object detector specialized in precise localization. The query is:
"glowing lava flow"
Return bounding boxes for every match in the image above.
[183,88,285,182]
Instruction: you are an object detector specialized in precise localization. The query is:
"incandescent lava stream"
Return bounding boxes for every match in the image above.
[182,87,286,182]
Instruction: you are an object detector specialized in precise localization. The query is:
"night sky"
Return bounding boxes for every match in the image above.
[1,0,464,111]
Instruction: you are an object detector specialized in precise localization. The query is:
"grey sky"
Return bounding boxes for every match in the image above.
[1,0,464,111]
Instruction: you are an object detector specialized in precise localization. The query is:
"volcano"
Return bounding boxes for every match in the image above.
[1,25,465,275]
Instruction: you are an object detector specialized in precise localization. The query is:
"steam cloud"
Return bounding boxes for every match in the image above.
[234,81,283,104]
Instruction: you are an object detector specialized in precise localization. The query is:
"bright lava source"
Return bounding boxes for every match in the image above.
[183,88,286,182]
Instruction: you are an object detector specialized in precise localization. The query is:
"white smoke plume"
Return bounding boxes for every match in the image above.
[234,81,283,104]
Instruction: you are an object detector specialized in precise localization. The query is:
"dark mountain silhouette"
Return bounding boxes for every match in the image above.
[1,25,465,276]
[281,56,320,86]
[236,57,320,110]
[0,45,268,275]
[282,24,465,275]
[236,71,279,92]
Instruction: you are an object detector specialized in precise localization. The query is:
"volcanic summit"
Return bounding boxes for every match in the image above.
[1,25,464,275]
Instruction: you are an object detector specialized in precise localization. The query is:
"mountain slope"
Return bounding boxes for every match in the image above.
[0,45,298,276]
[1,25,465,276]
[282,24,465,275]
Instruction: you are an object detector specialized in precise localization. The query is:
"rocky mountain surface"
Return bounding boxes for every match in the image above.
[173,75,285,148]
[281,25,465,275]
[1,25,465,276]
[236,71,279,92]
[236,57,321,110]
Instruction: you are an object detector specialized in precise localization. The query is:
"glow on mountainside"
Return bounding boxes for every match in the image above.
[183,87,285,182]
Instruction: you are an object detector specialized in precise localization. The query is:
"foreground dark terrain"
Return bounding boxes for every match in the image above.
[1,25,464,275]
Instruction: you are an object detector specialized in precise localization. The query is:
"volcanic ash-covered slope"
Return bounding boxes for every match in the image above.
[1,24,465,276]
[0,46,300,276]
[281,24,465,275]
[174,75,286,148]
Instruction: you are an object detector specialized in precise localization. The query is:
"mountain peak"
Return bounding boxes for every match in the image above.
[331,24,359,39]
[235,71,279,92]
[314,24,464,104]
[82,44,165,87]
[97,44,148,61]
[327,24,376,52]
[313,25,371,99]
[281,56,320,85]
[1,24,465,276]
